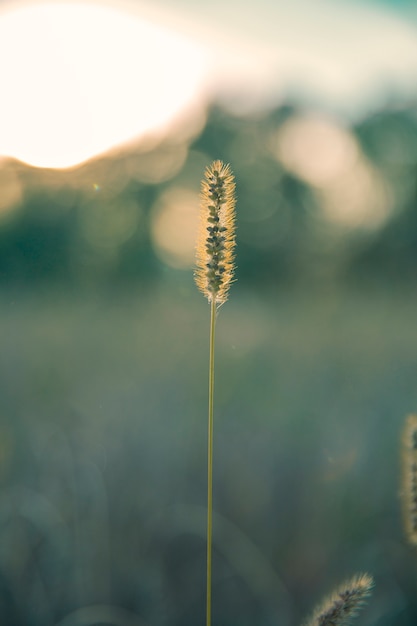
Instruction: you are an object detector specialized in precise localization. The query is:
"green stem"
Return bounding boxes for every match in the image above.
[206,298,216,626]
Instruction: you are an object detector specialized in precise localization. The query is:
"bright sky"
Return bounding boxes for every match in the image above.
[160,0,417,114]
[1,0,417,169]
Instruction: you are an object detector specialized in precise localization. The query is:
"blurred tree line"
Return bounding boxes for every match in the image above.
[1,101,417,291]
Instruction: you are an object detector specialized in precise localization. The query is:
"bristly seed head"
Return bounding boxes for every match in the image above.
[402,414,417,546]
[195,160,236,305]
[303,573,374,626]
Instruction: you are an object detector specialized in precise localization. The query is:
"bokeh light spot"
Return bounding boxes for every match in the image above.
[151,188,200,269]
[0,166,23,217]
[272,114,359,187]
[126,144,188,184]
[317,164,391,230]
[272,113,392,229]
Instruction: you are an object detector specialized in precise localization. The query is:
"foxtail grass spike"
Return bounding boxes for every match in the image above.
[401,414,417,546]
[195,160,236,306]
[303,573,374,626]
[194,161,237,626]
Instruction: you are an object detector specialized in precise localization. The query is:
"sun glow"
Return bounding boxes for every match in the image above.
[0,2,208,169]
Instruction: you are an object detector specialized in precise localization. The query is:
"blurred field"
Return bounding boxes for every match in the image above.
[1,283,416,626]
[1,4,417,620]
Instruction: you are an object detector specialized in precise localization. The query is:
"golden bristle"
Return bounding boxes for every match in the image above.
[303,573,374,626]
[195,160,236,306]
[401,414,417,546]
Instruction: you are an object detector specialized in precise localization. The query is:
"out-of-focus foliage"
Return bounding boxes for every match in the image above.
[1,101,417,290]
[1,100,417,626]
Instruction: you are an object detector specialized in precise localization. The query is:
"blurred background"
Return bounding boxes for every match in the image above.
[1,0,417,624]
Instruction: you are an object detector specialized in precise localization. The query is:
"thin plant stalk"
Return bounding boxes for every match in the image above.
[206,297,216,626]
[194,161,236,626]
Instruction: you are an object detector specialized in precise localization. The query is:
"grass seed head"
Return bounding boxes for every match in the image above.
[303,573,374,626]
[195,160,236,306]
[402,414,417,546]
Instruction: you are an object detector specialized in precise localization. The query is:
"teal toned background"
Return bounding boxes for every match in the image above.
[1,1,417,625]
